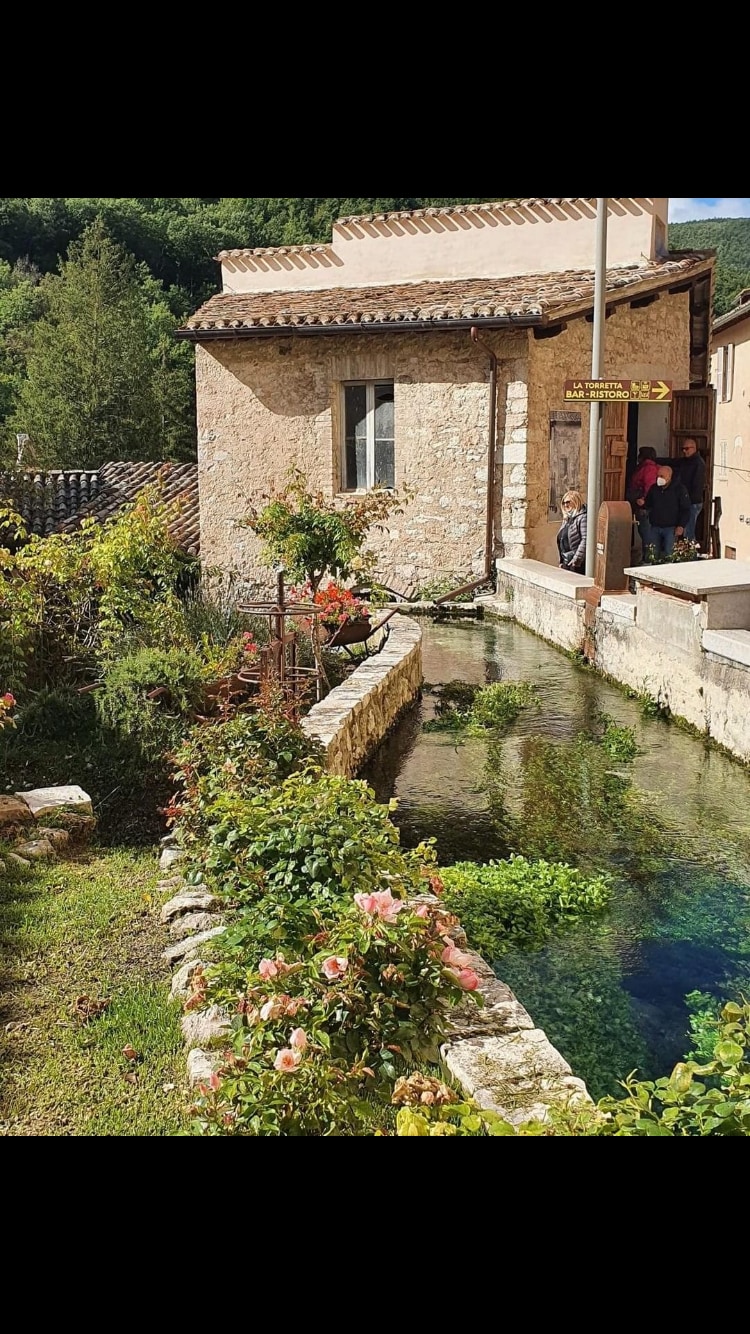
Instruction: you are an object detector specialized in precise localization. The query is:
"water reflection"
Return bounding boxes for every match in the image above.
[361,618,750,1098]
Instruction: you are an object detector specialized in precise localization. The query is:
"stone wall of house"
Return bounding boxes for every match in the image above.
[301,615,422,776]
[196,293,690,586]
[525,292,691,565]
[196,330,527,590]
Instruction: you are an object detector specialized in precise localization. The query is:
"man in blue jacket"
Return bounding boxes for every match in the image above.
[643,465,691,560]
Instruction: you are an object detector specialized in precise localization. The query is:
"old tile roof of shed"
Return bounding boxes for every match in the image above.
[0,461,199,552]
[713,289,750,334]
[180,254,712,337]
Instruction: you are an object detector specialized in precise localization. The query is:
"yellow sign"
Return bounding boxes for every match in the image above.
[563,379,672,403]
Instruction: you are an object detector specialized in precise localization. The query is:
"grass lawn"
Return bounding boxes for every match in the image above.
[0,847,189,1136]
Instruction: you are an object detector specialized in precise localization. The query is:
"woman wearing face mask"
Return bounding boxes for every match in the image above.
[556,490,588,574]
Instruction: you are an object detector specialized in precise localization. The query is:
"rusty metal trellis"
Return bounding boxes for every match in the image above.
[237,569,326,712]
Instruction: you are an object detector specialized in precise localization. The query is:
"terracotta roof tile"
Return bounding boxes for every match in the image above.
[0,462,199,553]
[180,254,712,338]
[713,290,750,334]
[335,198,595,226]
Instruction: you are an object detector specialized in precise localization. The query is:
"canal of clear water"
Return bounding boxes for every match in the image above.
[362,617,750,1099]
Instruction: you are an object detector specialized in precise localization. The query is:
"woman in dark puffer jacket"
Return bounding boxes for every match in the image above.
[556,490,588,574]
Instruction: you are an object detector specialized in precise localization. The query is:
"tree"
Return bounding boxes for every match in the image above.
[9,218,163,468]
[0,259,44,429]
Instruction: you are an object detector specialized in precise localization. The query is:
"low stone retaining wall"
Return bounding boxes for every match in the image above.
[301,615,423,776]
[156,865,590,1126]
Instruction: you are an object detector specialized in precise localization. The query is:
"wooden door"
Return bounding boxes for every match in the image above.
[601,401,629,501]
[670,388,716,548]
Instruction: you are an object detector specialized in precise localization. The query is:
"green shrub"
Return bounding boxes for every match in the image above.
[440,855,611,958]
[172,693,322,848]
[243,468,407,593]
[97,646,207,758]
[596,1000,750,1135]
[203,769,425,919]
[0,486,195,697]
[13,686,96,740]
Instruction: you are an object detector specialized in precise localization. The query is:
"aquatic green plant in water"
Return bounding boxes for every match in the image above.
[499,930,653,1100]
[485,732,670,880]
[597,713,640,762]
[440,855,611,957]
[424,679,537,734]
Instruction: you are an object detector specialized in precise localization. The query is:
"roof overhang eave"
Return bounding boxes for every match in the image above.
[175,313,545,342]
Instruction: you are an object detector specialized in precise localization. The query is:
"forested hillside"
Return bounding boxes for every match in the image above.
[0,199,747,470]
[669,218,750,316]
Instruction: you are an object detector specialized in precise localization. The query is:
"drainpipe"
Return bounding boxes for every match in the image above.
[432,326,498,606]
[471,326,498,582]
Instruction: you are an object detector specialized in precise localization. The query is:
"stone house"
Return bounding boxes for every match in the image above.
[179,199,715,587]
[711,290,750,560]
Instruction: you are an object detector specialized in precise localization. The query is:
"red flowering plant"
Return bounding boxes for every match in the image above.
[0,692,16,730]
[291,580,370,630]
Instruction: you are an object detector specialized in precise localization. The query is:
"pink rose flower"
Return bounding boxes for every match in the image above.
[450,967,480,991]
[274,1048,302,1073]
[353,889,404,923]
[289,1027,308,1050]
[260,999,282,1021]
[258,958,279,980]
[2,693,14,706]
[414,904,430,918]
[441,942,473,969]
[354,892,379,916]
[321,956,348,980]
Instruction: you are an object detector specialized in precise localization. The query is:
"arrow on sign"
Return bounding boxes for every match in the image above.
[651,380,671,401]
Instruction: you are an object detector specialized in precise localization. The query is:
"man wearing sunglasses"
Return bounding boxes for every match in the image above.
[677,438,706,543]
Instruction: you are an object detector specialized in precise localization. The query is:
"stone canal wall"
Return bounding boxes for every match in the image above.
[301,615,423,776]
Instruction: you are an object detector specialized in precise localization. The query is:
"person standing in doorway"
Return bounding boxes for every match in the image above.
[557,490,588,574]
[643,465,691,560]
[627,446,660,558]
[676,437,706,543]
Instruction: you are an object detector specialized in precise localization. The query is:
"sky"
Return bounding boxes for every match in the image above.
[669,198,750,223]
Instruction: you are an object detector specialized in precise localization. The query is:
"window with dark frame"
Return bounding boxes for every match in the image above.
[342,381,395,491]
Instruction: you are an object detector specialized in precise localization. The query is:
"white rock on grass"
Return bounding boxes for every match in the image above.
[159,847,185,872]
[14,838,55,861]
[156,876,187,893]
[187,1049,223,1088]
[16,785,92,819]
[162,925,226,966]
[169,911,223,940]
[181,1005,232,1049]
[169,957,206,1002]
[7,853,31,869]
[160,890,222,923]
